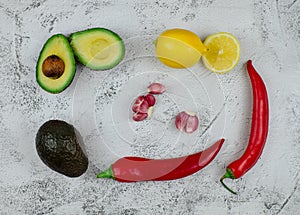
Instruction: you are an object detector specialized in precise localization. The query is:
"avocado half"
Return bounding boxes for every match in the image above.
[36,34,76,93]
[36,120,88,177]
[69,28,125,70]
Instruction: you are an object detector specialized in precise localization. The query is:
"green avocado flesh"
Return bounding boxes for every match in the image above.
[36,34,76,93]
[36,120,88,177]
[69,28,125,70]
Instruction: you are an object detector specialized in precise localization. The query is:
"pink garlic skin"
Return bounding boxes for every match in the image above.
[147,83,166,94]
[175,111,190,131]
[133,112,148,121]
[185,114,199,133]
[145,94,156,107]
[132,95,154,122]
[175,111,199,133]
[131,83,164,122]
[132,96,149,114]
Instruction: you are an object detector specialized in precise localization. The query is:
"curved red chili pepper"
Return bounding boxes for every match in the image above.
[221,60,269,194]
[98,139,224,182]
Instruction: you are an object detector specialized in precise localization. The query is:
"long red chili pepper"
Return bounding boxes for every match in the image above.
[220,60,269,194]
[97,139,224,182]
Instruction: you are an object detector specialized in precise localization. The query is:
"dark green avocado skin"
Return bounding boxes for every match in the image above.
[36,120,88,177]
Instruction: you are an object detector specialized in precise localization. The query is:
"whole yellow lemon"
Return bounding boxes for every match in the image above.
[155,29,207,68]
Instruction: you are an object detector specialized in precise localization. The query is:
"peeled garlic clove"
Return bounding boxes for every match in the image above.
[147,106,154,118]
[175,111,190,131]
[185,114,199,133]
[147,83,166,94]
[132,96,149,113]
[145,94,156,107]
[133,112,148,121]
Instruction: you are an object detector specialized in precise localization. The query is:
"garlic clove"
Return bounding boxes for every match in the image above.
[133,112,148,121]
[147,83,166,94]
[185,114,199,133]
[175,111,190,131]
[132,96,149,113]
[175,111,199,133]
[145,94,156,107]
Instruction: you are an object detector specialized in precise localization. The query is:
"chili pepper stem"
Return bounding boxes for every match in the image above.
[220,168,237,195]
[97,166,115,179]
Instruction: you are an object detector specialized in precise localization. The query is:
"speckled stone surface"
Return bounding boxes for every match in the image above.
[0,0,300,214]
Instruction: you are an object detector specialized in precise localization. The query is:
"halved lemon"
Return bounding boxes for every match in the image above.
[202,32,240,74]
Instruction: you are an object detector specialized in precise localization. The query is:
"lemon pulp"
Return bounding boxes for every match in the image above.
[202,32,240,73]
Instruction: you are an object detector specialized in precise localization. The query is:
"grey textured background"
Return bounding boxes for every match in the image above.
[0,0,300,214]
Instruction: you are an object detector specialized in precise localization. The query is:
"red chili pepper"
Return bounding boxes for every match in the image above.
[221,60,269,194]
[97,139,225,182]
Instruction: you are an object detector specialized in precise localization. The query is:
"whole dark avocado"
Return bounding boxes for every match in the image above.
[36,120,88,177]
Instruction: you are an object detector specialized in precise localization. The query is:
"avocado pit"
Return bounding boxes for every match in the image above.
[42,55,65,79]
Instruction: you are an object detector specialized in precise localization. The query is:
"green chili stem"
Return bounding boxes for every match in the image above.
[220,168,237,195]
[97,166,114,179]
